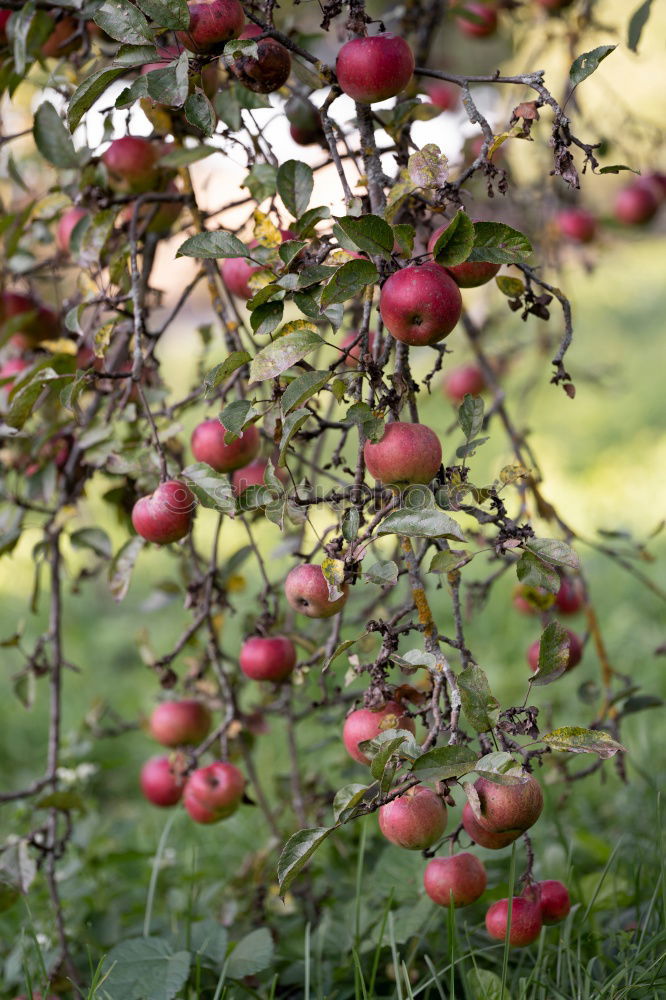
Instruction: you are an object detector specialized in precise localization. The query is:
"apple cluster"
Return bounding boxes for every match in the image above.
[341,699,570,945]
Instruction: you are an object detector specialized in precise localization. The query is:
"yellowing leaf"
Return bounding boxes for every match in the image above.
[253,210,282,248]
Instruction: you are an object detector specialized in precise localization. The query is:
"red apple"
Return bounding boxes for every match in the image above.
[41,16,81,58]
[229,24,291,94]
[150,699,212,746]
[191,418,260,473]
[471,774,543,834]
[140,756,184,806]
[364,421,442,486]
[336,34,415,105]
[614,181,660,225]
[523,879,571,924]
[183,760,245,823]
[0,10,11,44]
[555,208,597,244]
[442,364,486,402]
[286,96,325,146]
[239,635,296,682]
[1,290,59,348]
[462,802,522,849]
[131,479,196,544]
[425,80,459,112]
[423,852,487,907]
[284,563,349,618]
[379,263,462,346]
[554,576,584,614]
[102,137,160,193]
[220,252,261,299]
[527,629,583,673]
[456,2,499,38]
[485,897,542,947]
[343,701,416,764]
[56,206,88,253]
[378,785,447,850]
[340,329,378,367]
[176,0,245,54]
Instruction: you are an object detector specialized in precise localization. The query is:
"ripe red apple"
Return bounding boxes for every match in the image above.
[56,206,87,253]
[471,774,543,834]
[614,181,660,225]
[485,897,542,947]
[140,756,184,806]
[0,10,11,44]
[191,418,260,473]
[523,879,571,924]
[456,2,499,38]
[380,263,462,346]
[425,80,459,112]
[41,16,81,57]
[423,852,487,907]
[286,96,325,146]
[462,802,522,849]
[336,34,415,104]
[229,24,291,94]
[131,479,196,544]
[364,421,442,487]
[284,563,349,618]
[150,699,212,746]
[183,760,245,823]
[641,171,666,201]
[0,292,60,349]
[220,252,261,299]
[340,329,378,367]
[102,137,160,193]
[427,224,500,288]
[555,208,597,244]
[239,635,297,682]
[378,785,447,850]
[442,364,486,402]
[177,0,245,54]
[527,629,583,673]
[554,576,584,614]
[343,701,416,764]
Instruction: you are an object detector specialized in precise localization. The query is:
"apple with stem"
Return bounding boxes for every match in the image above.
[523,879,571,924]
[183,761,245,823]
[470,773,543,834]
[380,263,462,346]
[343,701,416,764]
[191,418,260,473]
[285,563,349,618]
[378,785,447,850]
[364,422,442,486]
[140,756,184,806]
[336,34,415,105]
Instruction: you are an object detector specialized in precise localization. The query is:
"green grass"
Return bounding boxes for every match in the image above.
[1,238,666,997]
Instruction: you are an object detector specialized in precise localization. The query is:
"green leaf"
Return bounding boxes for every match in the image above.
[428,548,467,574]
[598,163,640,175]
[176,231,248,259]
[226,928,274,979]
[135,0,189,30]
[467,222,532,265]
[294,205,330,238]
[68,68,128,131]
[114,44,159,66]
[334,214,394,259]
[109,536,144,602]
[76,208,116,268]
[364,560,398,586]
[36,790,85,812]
[370,734,411,781]
[100,937,191,1000]
[33,102,79,168]
[182,463,236,513]
[277,827,335,896]
[278,240,306,267]
[249,328,323,382]
[393,224,415,257]
[411,745,479,780]
[11,2,36,77]
[530,621,572,686]
[70,527,112,560]
[281,370,329,415]
[159,145,216,167]
[458,664,500,733]
[276,160,313,218]
[243,162,278,203]
[320,259,378,310]
[474,752,524,784]
[569,44,616,87]
[250,300,284,337]
[541,727,626,759]
[628,0,653,52]
[145,52,189,107]
[495,275,525,297]
[432,211,475,266]
[184,91,216,136]
[94,0,154,45]
[516,550,560,593]
[466,967,514,1000]
[219,399,256,439]
[458,393,484,440]
[278,408,312,465]
[525,537,580,571]
[377,490,465,542]
[333,783,369,822]
[202,351,251,394]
